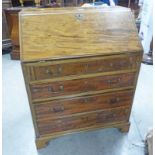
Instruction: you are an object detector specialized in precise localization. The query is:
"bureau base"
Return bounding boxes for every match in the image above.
[35,121,130,149]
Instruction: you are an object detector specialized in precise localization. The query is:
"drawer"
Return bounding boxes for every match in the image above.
[30,72,136,101]
[24,53,140,81]
[34,90,133,119]
[37,107,130,135]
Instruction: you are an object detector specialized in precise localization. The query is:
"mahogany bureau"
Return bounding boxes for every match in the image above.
[19,7,143,149]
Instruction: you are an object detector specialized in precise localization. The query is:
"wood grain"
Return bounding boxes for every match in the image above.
[19,7,142,62]
[30,72,136,100]
[25,53,140,81]
[37,106,130,135]
[34,90,133,120]
[5,8,21,59]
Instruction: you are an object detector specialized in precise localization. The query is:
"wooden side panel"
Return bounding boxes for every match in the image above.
[19,7,142,62]
[30,72,136,100]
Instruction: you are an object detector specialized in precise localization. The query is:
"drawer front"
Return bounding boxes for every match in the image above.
[34,90,133,119]
[37,107,130,135]
[26,54,140,81]
[30,72,136,100]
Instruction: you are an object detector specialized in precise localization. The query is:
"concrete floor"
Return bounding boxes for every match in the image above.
[2,54,153,155]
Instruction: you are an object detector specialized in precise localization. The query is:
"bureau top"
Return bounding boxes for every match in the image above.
[19,7,142,62]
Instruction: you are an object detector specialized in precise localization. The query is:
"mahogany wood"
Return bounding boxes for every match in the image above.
[30,72,136,100]
[37,106,130,135]
[24,53,140,81]
[5,8,21,59]
[34,90,133,119]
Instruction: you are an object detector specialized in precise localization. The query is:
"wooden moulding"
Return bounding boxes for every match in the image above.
[35,121,130,149]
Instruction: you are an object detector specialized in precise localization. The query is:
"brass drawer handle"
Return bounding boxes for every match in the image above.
[52,106,64,113]
[105,113,116,119]
[83,98,92,103]
[98,68,103,72]
[84,81,88,85]
[109,63,113,67]
[48,86,64,93]
[59,85,64,92]
[109,97,120,104]
[119,61,124,66]
[84,98,89,103]
[32,88,38,93]
[81,117,89,122]
[112,113,117,117]
[58,66,62,73]
[85,64,89,71]
[46,69,52,75]
[107,78,121,84]
[48,86,53,92]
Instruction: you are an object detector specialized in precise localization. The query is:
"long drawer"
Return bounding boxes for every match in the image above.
[37,106,130,136]
[24,53,140,81]
[30,72,136,101]
[34,90,133,119]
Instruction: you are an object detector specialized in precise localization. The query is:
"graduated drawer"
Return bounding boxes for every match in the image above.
[24,53,140,81]
[30,72,136,101]
[37,106,130,136]
[34,90,133,119]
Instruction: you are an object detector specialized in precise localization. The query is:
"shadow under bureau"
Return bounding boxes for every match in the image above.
[19,7,143,149]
